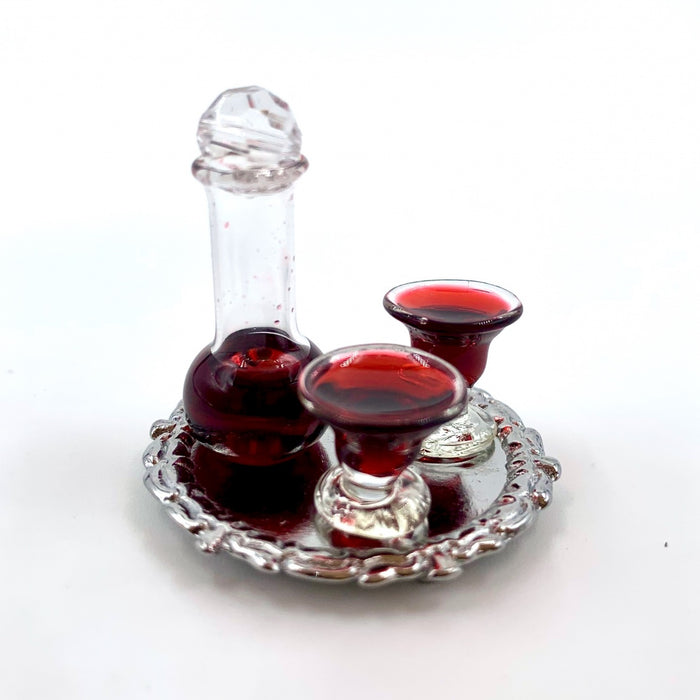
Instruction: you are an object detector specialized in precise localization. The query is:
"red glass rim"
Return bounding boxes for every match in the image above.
[297,343,467,431]
[383,279,523,334]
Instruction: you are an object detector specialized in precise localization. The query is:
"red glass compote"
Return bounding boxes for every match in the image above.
[384,280,523,462]
[298,344,466,546]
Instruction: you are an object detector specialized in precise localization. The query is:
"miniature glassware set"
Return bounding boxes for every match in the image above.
[168,87,532,550]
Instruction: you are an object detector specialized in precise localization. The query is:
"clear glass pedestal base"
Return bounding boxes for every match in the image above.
[420,404,497,463]
[314,466,431,546]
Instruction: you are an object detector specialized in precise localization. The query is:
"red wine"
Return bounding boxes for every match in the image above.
[384,282,523,387]
[310,349,459,428]
[407,329,492,388]
[305,348,463,478]
[390,283,518,332]
[184,328,324,465]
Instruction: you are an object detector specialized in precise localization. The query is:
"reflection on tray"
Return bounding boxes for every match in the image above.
[174,430,500,546]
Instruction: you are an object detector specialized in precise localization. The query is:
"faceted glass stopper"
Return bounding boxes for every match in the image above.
[197,86,302,168]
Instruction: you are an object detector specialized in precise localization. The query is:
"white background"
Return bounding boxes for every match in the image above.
[1,1,699,698]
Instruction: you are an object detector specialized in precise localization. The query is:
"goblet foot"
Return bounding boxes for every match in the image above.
[419,404,497,463]
[314,466,431,546]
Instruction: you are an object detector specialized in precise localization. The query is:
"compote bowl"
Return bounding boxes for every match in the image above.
[384,280,522,462]
[298,344,466,546]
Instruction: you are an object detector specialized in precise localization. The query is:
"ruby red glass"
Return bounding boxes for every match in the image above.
[298,344,467,545]
[384,280,523,462]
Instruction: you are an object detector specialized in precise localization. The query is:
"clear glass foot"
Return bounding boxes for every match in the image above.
[314,465,431,545]
[420,404,497,463]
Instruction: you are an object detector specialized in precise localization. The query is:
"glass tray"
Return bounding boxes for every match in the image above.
[143,388,561,586]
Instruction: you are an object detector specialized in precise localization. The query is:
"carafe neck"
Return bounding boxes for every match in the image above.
[205,186,304,351]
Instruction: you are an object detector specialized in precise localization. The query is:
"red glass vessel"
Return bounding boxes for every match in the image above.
[384,280,522,462]
[184,328,323,465]
[298,344,466,545]
[182,87,324,465]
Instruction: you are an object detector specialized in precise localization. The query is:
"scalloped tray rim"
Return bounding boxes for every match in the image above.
[143,388,561,586]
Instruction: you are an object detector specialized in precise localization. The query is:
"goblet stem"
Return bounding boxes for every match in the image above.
[420,400,497,463]
[339,467,399,505]
[314,465,431,544]
[315,429,432,542]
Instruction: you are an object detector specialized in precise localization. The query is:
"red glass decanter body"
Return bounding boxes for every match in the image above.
[184,328,323,465]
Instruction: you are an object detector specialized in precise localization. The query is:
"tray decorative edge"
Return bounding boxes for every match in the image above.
[143,388,561,586]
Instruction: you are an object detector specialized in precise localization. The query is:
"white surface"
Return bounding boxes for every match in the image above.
[1,1,699,698]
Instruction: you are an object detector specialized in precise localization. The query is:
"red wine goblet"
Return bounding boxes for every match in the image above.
[298,344,467,546]
[384,280,523,463]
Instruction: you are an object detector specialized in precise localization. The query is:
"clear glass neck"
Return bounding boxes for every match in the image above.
[205,185,305,352]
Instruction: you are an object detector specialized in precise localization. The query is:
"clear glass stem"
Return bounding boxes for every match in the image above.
[339,467,398,505]
[420,402,497,463]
